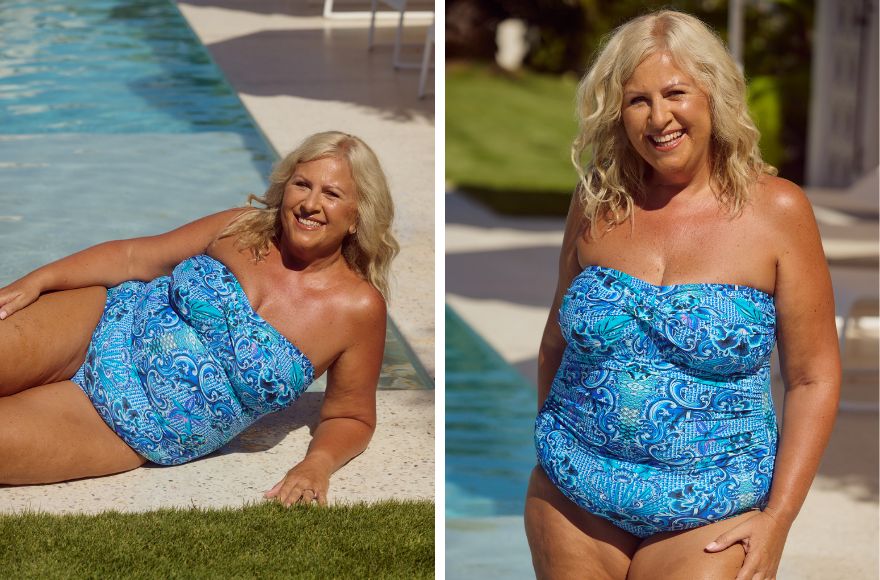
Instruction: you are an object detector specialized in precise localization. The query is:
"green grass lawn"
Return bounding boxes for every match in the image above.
[446,62,579,215]
[0,500,434,579]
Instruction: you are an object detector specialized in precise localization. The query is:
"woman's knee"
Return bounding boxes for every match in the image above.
[0,402,33,483]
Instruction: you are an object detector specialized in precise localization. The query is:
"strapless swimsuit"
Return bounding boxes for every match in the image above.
[535,265,777,538]
[71,254,315,466]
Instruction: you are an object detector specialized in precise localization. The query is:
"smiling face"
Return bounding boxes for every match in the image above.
[621,51,713,186]
[279,155,358,259]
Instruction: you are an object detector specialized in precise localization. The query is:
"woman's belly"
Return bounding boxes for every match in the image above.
[535,362,778,538]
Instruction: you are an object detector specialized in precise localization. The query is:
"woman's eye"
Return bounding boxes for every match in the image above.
[629,96,646,105]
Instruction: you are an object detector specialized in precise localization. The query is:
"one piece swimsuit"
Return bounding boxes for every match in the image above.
[72,254,315,466]
[535,265,777,538]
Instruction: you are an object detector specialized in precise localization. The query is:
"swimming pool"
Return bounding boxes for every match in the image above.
[446,304,536,578]
[0,0,428,389]
[445,304,536,517]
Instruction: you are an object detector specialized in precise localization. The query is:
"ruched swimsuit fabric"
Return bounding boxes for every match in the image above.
[535,265,778,538]
[71,254,314,466]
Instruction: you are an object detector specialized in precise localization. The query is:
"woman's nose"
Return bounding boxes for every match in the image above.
[649,100,672,129]
[301,188,322,211]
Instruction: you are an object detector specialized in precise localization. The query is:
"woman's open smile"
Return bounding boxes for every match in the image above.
[647,128,687,151]
[295,215,325,230]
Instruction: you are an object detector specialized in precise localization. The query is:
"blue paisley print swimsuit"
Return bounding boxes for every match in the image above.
[535,265,777,538]
[72,254,315,466]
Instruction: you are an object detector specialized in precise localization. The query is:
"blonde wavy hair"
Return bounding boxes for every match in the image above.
[572,9,776,232]
[221,131,399,301]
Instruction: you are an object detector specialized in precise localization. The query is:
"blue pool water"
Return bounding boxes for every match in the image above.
[0,0,257,134]
[445,305,537,517]
[0,0,427,389]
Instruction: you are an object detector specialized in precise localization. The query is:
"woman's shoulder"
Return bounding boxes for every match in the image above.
[749,174,820,248]
[329,272,387,326]
[751,174,812,218]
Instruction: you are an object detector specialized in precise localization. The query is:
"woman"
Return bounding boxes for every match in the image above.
[0,131,398,508]
[526,10,839,580]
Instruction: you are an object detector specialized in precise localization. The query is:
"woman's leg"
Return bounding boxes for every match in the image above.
[627,512,753,580]
[0,380,145,484]
[524,466,639,580]
[0,286,106,396]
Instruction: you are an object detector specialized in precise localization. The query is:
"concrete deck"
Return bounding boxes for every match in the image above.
[1,0,434,513]
[446,189,879,578]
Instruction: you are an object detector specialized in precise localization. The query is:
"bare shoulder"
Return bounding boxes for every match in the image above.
[749,175,822,264]
[752,175,815,222]
[337,278,387,325]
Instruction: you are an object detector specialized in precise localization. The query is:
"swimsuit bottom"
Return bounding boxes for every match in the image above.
[72,255,314,465]
[536,387,776,538]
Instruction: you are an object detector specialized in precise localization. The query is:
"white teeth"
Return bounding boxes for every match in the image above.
[297,216,322,227]
[650,130,684,144]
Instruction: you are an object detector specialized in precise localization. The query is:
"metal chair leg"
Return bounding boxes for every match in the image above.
[392,6,405,69]
[368,0,378,50]
[418,21,434,98]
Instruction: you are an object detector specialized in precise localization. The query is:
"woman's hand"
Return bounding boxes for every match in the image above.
[704,509,792,580]
[264,458,331,507]
[0,277,41,320]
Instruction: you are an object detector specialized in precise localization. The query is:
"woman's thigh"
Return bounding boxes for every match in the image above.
[524,466,639,580]
[628,512,753,580]
[0,380,145,484]
[0,286,106,395]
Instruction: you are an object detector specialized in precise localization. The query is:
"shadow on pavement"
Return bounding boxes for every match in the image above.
[446,246,558,308]
[222,391,323,455]
[179,0,434,123]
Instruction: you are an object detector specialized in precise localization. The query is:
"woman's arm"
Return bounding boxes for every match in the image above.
[706,178,841,579]
[265,289,386,506]
[537,192,587,409]
[0,208,248,319]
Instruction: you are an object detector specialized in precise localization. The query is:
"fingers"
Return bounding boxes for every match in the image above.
[264,476,328,507]
[301,489,317,504]
[0,293,17,320]
[733,552,762,580]
[263,480,283,499]
[705,526,746,552]
[277,485,321,507]
[0,290,31,320]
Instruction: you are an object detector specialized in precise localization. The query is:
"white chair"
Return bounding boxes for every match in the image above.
[807,166,879,216]
[368,0,433,71]
[803,168,880,412]
[369,0,406,67]
[323,0,431,20]
[834,276,879,413]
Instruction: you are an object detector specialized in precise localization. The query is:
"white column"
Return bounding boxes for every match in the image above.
[728,0,745,69]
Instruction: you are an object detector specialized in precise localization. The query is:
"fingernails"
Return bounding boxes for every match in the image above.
[705,542,718,550]
[0,311,6,320]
